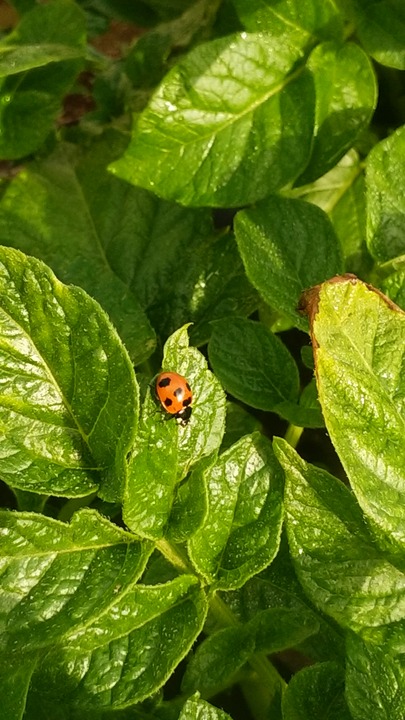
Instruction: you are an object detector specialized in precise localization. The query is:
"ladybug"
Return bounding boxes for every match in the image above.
[155,371,193,426]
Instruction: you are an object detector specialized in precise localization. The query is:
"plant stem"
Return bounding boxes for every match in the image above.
[284,423,303,448]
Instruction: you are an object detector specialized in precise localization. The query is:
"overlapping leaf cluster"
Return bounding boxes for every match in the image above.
[0,1,404,719]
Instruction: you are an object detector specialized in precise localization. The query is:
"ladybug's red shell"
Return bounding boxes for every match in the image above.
[155,372,193,425]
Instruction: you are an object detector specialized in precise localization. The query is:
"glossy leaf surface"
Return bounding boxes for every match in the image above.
[189,433,284,589]
[275,439,405,652]
[0,247,138,499]
[112,31,314,207]
[301,276,405,553]
[124,326,226,538]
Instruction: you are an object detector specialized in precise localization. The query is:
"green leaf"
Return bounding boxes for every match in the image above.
[220,402,263,452]
[208,317,300,413]
[233,0,344,42]
[282,661,351,720]
[30,575,207,709]
[0,507,207,711]
[296,149,373,276]
[345,633,405,720]
[274,439,405,652]
[0,43,84,77]
[366,125,405,262]
[111,31,315,207]
[297,42,376,184]
[225,534,345,662]
[0,509,152,652]
[300,276,405,554]
[188,432,284,590]
[181,626,255,695]
[354,0,405,70]
[0,247,138,499]
[0,143,156,364]
[179,694,233,720]
[124,326,226,538]
[0,0,86,159]
[0,652,38,720]
[234,196,343,330]
[380,265,405,311]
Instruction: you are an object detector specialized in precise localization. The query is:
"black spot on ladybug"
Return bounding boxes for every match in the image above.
[183,397,191,407]
[164,398,173,407]
[186,382,191,391]
[158,377,171,388]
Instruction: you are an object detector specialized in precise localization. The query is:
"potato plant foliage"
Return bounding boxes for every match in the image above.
[0,1,404,719]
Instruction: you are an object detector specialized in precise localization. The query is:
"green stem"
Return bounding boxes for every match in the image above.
[156,538,193,574]
[284,423,303,448]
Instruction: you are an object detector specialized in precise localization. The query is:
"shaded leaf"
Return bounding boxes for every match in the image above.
[282,661,351,720]
[366,125,405,262]
[345,633,405,720]
[234,196,343,330]
[0,144,155,363]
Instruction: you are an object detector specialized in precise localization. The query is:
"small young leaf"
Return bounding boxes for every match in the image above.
[0,247,138,499]
[208,317,300,412]
[345,633,405,720]
[124,326,226,539]
[179,694,233,720]
[366,125,405,262]
[181,626,255,695]
[188,432,284,590]
[234,196,343,330]
[111,31,314,207]
[297,42,376,184]
[300,275,405,554]
[274,439,405,651]
[282,661,351,720]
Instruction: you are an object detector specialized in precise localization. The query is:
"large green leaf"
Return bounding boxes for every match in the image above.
[0,144,155,364]
[274,439,405,652]
[124,326,226,539]
[111,30,315,207]
[300,276,405,554]
[366,125,405,262]
[0,508,207,713]
[0,0,85,159]
[0,247,138,499]
[188,433,284,590]
[234,196,343,330]
[0,509,152,652]
[79,135,257,345]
